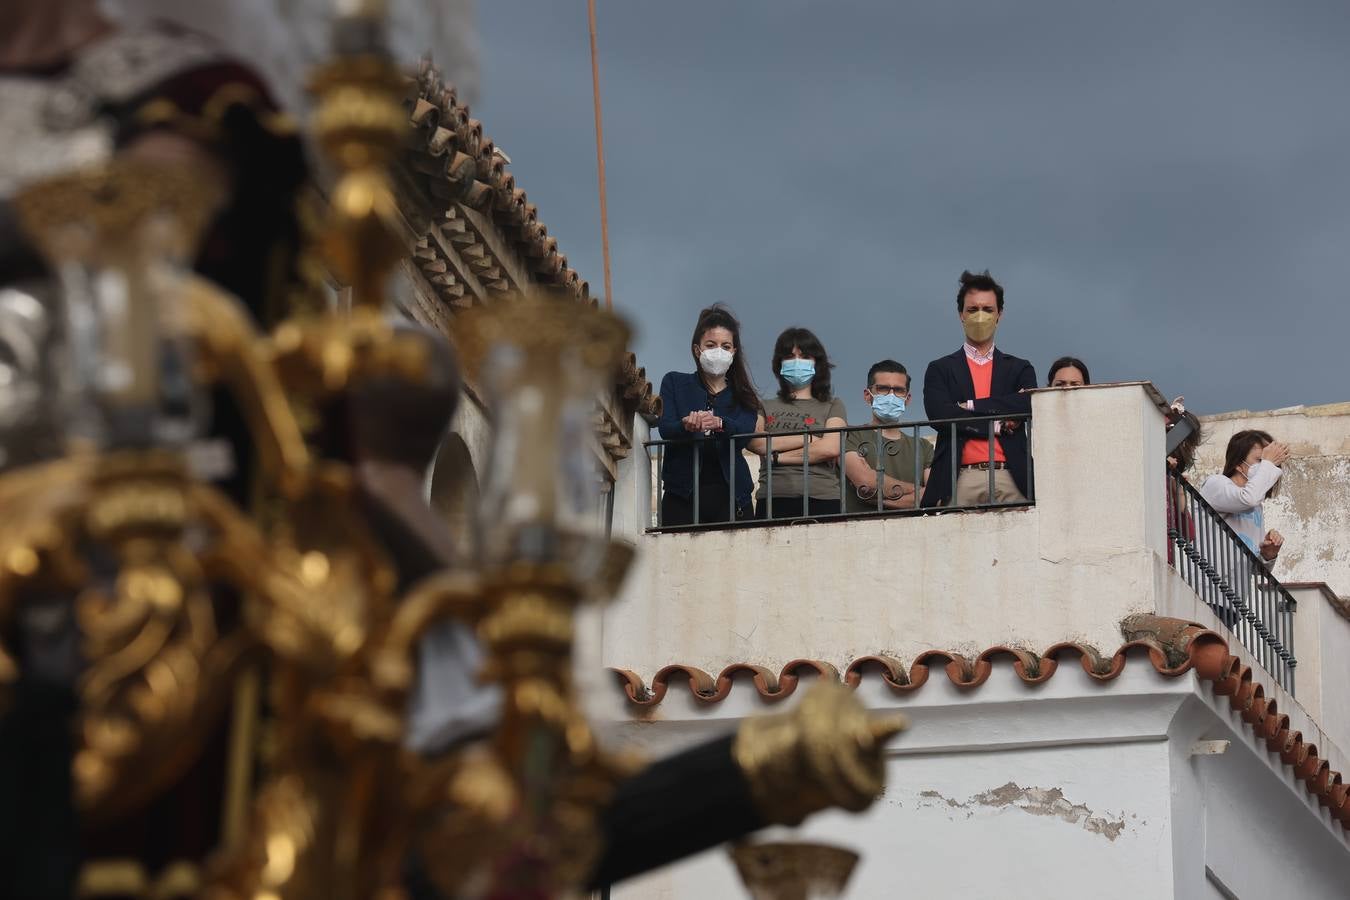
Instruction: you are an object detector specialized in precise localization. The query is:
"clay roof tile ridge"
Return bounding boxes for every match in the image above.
[609,617,1348,831]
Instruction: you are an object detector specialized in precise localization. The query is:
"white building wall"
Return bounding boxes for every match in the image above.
[606,384,1169,675]
[612,415,653,543]
[610,666,1184,900]
[604,662,1350,899]
[1181,687,1350,899]
[608,384,1350,763]
[608,510,1156,671]
[1161,573,1350,784]
[603,384,1350,898]
[618,741,1176,899]
[1287,584,1350,760]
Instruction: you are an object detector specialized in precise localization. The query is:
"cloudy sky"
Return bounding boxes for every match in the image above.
[476,1,1350,418]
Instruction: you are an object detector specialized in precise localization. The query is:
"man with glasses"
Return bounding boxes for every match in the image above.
[843,360,933,513]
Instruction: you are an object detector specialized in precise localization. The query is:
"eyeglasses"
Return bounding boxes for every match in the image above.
[869,385,909,396]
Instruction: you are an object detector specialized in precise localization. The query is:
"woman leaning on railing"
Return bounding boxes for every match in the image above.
[1199,429,1289,565]
[747,327,847,520]
[655,305,762,525]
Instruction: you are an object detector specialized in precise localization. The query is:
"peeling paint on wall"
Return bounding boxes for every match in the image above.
[917,782,1129,841]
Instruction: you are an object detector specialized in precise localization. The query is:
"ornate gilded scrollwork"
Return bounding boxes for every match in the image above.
[733,681,907,827]
[1,153,317,828]
[0,454,258,822]
[0,4,908,898]
[729,840,861,900]
[406,563,636,897]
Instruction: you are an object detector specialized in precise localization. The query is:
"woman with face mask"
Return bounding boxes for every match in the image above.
[655,305,762,525]
[1200,429,1290,564]
[747,327,847,519]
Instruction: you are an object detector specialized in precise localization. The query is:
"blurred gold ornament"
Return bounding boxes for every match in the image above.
[734,680,907,826]
[11,159,224,265]
[0,3,908,898]
[730,841,861,900]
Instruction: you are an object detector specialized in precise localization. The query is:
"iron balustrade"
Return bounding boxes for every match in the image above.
[1166,470,1297,694]
[644,412,1032,531]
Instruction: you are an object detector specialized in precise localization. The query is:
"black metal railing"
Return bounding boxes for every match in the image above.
[644,412,1032,531]
[1166,470,1297,694]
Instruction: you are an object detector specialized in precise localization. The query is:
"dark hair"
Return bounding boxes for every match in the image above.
[1169,411,1202,475]
[1047,356,1091,386]
[866,359,910,390]
[956,269,1005,312]
[771,326,833,402]
[690,304,761,414]
[1222,429,1279,497]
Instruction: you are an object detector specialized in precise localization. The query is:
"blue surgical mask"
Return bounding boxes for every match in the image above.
[780,358,815,388]
[871,393,906,423]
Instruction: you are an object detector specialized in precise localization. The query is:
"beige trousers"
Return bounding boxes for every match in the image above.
[953,468,1026,506]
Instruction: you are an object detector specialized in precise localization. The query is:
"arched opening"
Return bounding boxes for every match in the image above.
[428,433,479,558]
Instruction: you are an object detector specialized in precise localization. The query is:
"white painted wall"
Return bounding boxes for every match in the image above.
[606,510,1160,671]
[1161,566,1350,783]
[1289,585,1350,758]
[1182,686,1350,900]
[603,662,1350,899]
[611,384,1350,760]
[603,384,1350,898]
[605,384,1168,673]
[626,742,1174,899]
[612,415,653,543]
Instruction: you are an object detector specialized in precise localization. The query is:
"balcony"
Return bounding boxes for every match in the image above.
[612,385,1228,672]
[608,382,1332,697]
[594,382,1350,898]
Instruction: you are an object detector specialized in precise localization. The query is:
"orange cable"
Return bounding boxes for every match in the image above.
[587,0,614,310]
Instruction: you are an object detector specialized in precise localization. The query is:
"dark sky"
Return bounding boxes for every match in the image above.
[477,1,1350,419]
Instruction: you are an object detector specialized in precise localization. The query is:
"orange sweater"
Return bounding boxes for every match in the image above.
[960,355,1007,464]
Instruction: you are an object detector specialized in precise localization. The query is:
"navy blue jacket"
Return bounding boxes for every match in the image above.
[920,348,1036,507]
[657,371,758,510]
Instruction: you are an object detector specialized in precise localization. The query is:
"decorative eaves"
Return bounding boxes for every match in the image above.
[610,615,1350,830]
[402,59,660,420]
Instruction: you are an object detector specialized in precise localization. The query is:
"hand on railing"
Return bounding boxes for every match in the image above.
[682,411,721,433]
[1259,529,1284,562]
[856,480,915,500]
[856,480,917,509]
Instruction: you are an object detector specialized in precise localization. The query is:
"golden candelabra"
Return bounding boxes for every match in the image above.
[0,3,906,898]
[730,841,861,900]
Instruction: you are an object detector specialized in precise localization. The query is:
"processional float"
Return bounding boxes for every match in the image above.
[0,2,903,897]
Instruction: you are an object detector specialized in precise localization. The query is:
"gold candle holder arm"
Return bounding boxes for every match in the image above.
[733,681,907,827]
[369,569,483,695]
[174,278,311,497]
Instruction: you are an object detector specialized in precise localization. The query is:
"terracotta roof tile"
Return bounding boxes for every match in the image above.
[610,615,1350,830]
[405,59,660,419]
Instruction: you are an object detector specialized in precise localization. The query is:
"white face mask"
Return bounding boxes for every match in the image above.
[699,347,734,377]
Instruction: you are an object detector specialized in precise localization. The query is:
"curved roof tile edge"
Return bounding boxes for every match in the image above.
[609,615,1349,831]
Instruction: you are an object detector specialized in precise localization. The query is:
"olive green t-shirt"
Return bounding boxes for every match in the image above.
[758,396,848,501]
[843,428,934,513]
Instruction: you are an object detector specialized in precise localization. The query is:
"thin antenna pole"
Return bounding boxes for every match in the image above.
[587,0,615,310]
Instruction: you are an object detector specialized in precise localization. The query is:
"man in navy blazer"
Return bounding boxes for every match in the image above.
[920,271,1036,508]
